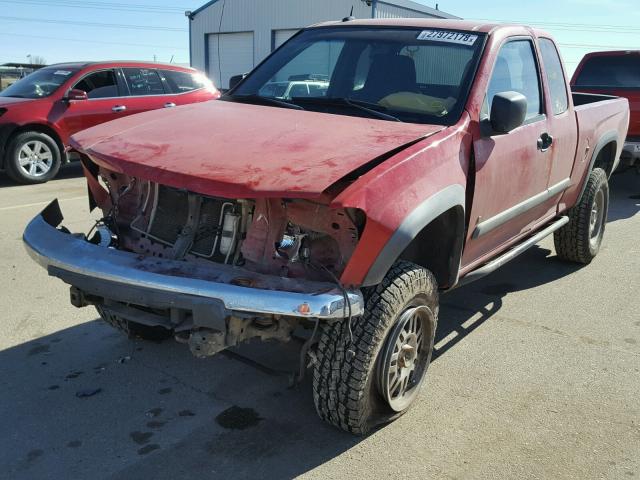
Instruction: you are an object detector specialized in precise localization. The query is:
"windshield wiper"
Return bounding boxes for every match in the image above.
[291,97,401,122]
[225,94,303,110]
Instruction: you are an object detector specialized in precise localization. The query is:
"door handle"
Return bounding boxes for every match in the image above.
[537,132,553,151]
[112,105,127,113]
[164,102,176,108]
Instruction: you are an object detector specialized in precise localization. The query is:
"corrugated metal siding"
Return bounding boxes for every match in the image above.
[375,4,431,19]
[190,0,456,77]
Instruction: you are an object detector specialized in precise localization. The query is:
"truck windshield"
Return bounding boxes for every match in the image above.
[0,68,78,99]
[226,27,486,125]
[574,54,640,88]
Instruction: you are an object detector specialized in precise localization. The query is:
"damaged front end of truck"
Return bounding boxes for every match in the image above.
[24,157,368,362]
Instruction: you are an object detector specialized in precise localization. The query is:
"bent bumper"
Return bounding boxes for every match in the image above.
[23,200,364,320]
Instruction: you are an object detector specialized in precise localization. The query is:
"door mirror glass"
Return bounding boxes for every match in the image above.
[228,73,246,91]
[490,91,527,133]
[65,88,88,101]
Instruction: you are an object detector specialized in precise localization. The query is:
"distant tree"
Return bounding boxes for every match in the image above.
[30,55,46,66]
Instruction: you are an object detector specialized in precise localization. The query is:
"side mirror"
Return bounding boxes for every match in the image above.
[65,88,88,101]
[228,73,247,90]
[490,91,527,134]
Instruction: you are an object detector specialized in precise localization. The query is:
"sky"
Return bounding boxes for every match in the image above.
[1,0,639,74]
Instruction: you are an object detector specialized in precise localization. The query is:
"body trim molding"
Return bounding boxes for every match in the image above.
[472,177,571,239]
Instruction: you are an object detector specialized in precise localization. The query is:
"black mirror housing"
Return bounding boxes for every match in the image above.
[228,73,247,90]
[490,91,527,134]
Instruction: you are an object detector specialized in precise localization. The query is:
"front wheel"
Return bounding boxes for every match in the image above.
[554,167,609,264]
[5,131,61,184]
[313,261,438,435]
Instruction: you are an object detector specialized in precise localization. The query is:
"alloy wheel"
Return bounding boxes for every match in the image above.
[18,140,54,178]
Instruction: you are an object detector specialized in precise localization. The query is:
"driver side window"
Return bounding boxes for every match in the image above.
[487,40,542,120]
[74,70,119,99]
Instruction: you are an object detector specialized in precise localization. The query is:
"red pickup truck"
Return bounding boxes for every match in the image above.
[571,50,640,170]
[24,19,629,434]
[0,61,219,184]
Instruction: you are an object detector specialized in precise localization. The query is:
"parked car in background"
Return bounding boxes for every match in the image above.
[259,74,330,99]
[0,61,219,184]
[571,51,640,170]
[24,20,628,434]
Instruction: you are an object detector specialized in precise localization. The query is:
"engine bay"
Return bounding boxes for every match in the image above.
[93,169,364,284]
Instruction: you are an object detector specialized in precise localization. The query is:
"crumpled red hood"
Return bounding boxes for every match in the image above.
[70,100,443,198]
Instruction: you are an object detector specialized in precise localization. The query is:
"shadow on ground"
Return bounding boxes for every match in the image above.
[0,162,84,188]
[0,246,587,479]
[1,171,637,479]
[608,169,640,222]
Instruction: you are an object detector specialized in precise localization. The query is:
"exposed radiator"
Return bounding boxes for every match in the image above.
[132,184,238,261]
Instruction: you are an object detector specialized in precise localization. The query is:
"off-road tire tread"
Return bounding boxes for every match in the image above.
[554,167,608,264]
[312,261,438,435]
[5,131,61,184]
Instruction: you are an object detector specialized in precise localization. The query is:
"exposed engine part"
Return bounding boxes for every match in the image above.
[97,170,361,281]
[188,316,296,358]
[88,225,115,248]
[219,210,240,256]
[129,184,248,263]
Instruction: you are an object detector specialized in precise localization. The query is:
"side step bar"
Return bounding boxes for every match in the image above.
[457,216,569,287]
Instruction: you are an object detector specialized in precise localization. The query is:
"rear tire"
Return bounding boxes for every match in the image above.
[554,167,609,264]
[5,131,61,184]
[313,261,438,435]
[96,305,173,342]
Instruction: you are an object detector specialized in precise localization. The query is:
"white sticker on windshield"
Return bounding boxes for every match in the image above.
[417,30,478,46]
[54,70,72,76]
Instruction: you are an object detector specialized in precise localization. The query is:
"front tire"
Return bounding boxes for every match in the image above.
[554,167,609,264]
[5,131,61,184]
[313,261,438,435]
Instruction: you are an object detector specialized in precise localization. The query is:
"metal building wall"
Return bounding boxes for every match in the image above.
[189,0,458,78]
[190,0,371,74]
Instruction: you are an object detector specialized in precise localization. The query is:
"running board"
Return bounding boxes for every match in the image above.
[457,216,569,287]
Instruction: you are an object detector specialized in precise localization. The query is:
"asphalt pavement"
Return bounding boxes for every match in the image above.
[0,164,638,479]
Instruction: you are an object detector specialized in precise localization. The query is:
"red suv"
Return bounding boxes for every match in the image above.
[571,51,640,170]
[0,61,219,184]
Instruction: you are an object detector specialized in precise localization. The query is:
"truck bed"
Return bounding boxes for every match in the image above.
[560,92,629,210]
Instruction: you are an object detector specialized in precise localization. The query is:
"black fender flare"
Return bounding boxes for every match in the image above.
[577,130,618,202]
[362,184,466,287]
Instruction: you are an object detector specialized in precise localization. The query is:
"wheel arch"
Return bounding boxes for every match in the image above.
[361,184,466,289]
[574,130,618,205]
[2,123,65,169]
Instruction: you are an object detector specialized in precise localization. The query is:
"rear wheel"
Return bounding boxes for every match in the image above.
[5,131,61,184]
[554,167,609,264]
[95,305,173,342]
[313,261,438,435]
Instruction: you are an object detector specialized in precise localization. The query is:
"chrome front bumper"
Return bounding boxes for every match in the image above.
[23,200,364,320]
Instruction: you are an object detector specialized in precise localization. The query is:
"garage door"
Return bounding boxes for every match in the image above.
[208,32,254,90]
[273,29,300,50]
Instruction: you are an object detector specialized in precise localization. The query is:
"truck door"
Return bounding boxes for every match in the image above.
[462,38,556,268]
[538,38,578,203]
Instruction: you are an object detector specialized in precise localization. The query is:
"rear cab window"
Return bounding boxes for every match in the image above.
[539,38,569,115]
[574,54,640,88]
[122,68,166,96]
